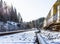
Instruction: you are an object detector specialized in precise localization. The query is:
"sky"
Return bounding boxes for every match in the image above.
[3,0,57,22]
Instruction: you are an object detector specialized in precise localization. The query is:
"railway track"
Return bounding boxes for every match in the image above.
[0,29,35,35]
[0,30,25,35]
[37,33,48,44]
[0,30,37,44]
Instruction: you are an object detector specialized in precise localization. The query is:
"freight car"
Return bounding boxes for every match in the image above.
[43,0,60,31]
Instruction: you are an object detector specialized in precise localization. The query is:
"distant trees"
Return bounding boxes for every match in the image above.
[0,0,22,22]
[32,17,45,28]
[37,17,45,28]
[25,17,45,29]
[10,6,18,22]
[18,13,23,23]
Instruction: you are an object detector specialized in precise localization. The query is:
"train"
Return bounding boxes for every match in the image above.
[43,0,60,31]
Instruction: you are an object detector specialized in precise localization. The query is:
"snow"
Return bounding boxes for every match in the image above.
[40,30,60,44]
[0,31,36,44]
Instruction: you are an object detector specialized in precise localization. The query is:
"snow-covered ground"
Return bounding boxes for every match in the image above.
[40,30,60,44]
[0,31,37,44]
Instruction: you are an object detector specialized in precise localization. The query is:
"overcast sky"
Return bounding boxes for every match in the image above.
[3,0,57,22]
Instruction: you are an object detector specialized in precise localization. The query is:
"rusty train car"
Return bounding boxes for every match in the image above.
[43,0,60,31]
